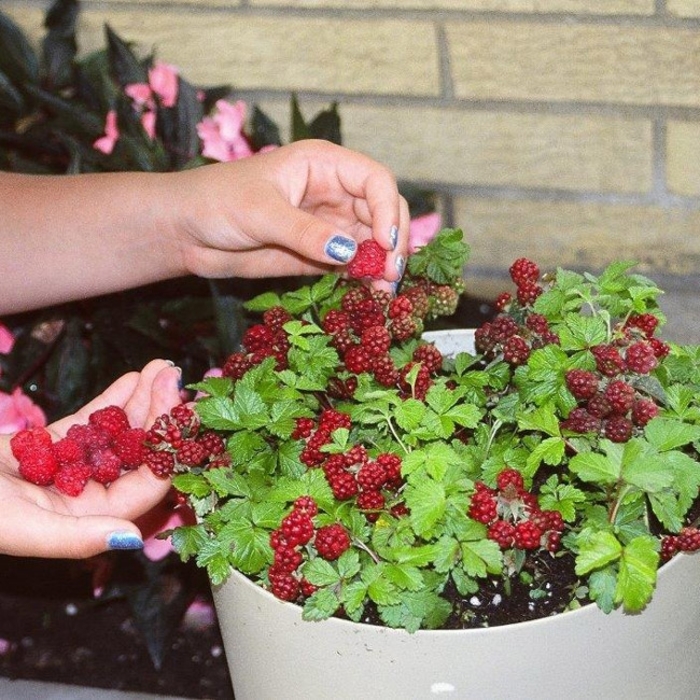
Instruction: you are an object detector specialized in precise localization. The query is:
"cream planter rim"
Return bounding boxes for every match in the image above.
[211,329,700,700]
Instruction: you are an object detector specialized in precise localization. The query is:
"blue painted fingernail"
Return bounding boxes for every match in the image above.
[395,255,405,279]
[389,225,399,251]
[324,235,357,263]
[107,531,144,551]
[390,281,399,297]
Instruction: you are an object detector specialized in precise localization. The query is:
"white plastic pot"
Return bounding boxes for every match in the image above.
[211,330,700,699]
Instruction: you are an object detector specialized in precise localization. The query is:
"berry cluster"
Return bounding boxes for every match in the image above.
[561,313,669,443]
[660,527,700,561]
[468,468,564,553]
[347,239,386,280]
[268,496,352,602]
[143,404,226,477]
[11,406,147,496]
[475,258,560,366]
[296,409,405,523]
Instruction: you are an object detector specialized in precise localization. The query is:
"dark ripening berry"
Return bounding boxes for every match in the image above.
[604,416,634,443]
[509,257,540,286]
[591,344,626,377]
[632,398,659,427]
[677,527,700,552]
[565,369,599,401]
[516,281,543,307]
[603,380,636,415]
[356,490,386,522]
[624,341,658,375]
[502,335,530,365]
[347,239,386,279]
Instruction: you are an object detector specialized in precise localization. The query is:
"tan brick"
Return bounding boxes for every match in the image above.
[452,197,700,276]
[251,0,653,12]
[328,105,651,193]
[667,121,700,197]
[667,0,700,17]
[447,22,700,107]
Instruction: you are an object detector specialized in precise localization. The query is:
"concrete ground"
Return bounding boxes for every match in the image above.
[0,678,193,700]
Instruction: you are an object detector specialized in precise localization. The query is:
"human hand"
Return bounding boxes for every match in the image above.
[0,359,181,558]
[173,140,410,292]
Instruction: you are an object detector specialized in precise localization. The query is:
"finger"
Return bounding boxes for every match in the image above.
[2,492,145,558]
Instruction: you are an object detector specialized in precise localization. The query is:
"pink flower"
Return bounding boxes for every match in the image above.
[141,109,157,139]
[0,323,15,354]
[197,99,254,162]
[149,62,179,108]
[124,82,153,107]
[409,212,442,253]
[93,110,119,155]
[139,497,195,561]
[0,388,46,434]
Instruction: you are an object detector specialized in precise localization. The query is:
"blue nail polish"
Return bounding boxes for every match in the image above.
[107,531,144,551]
[325,235,357,263]
[395,255,405,279]
[390,281,399,297]
[389,225,399,251]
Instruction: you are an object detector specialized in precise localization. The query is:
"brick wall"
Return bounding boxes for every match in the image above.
[6,0,700,297]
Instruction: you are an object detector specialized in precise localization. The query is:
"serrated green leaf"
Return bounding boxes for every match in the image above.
[302,588,341,621]
[170,524,209,561]
[614,536,659,612]
[575,531,623,575]
[405,478,446,536]
[568,451,621,485]
[304,558,341,587]
[644,417,700,452]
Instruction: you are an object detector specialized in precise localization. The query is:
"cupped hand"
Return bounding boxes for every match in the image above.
[0,359,181,559]
[175,140,410,292]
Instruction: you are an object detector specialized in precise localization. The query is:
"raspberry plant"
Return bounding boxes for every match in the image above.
[152,232,700,632]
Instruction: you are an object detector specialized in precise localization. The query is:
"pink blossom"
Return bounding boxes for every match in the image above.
[124,82,153,107]
[0,323,15,354]
[0,638,12,655]
[141,109,157,139]
[0,388,46,434]
[197,99,254,162]
[139,498,195,561]
[409,212,442,253]
[149,62,179,108]
[93,110,119,155]
[182,597,216,631]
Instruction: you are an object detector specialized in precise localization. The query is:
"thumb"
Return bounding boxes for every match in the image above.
[262,198,359,267]
[3,502,146,559]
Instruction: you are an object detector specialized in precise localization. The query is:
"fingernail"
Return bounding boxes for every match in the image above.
[390,281,399,297]
[324,235,357,263]
[389,225,399,251]
[395,255,405,279]
[165,359,176,367]
[107,531,144,551]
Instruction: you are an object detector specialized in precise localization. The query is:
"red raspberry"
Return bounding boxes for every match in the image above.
[10,427,53,461]
[340,285,371,313]
[52,436,84,467]
[624,341,658,374]
[327,376,358,399]
[592,344,625,377]
[324,464,358,500]
[144,449,176,478]
[488,519,515,549]
[525,313,549,335]
[300,578,319,597]
[356,490,385,521]
[89,447,123,484]
[490,316,519,342]
[626,313,659,338]
[677,527,700,552]
[314,524,351,560]
[242,323,275,353]
[196,430,225,457]
[293,496,318,517]
[262,306,292,332]
[502,335,530,365]
[112,427,147,469]
[373,354,400,387]
[649,337,670,359]
[268,568,300,601]
[404,286,431,319]
[399,362,432,400]
[347,239,386,280]
[496,468,525,492]
[272,544,303,573]
[176,440,208,467]
[344,444,368,467]
[509,258,540,285]
[318,409,352,432]
[361,325,391,357]
[18,446,59,486]
[344,345,374,374]
[631,398,659,427]
[561,407,601,434]
[516,281,543,307]
[468,485,498,524]
[377,452,403,487]
[412,344,443,373]
[603,380,636,415]
[280,509,315,547]
[390,315,419,342]
[604,416,634,443]
[292,417,315,440]
[475,323,498,356]
[587,393,612,418]
[222,351,253,380]
[357,461,388,492]
[53,462,92,497]
[88,406,130,438]
[660,535,679,561]
[322,309,351,335]
[513,520,543,550]
[388,295,413,320]
[67,423,112,450]
[565,370,599,401]
[494,292,512,312]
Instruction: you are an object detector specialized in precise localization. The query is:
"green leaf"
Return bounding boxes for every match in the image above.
[290,93,311,141]
[308,102,342,144]
[170,524,209,561]
[171,473,213,499]
[461,539,503,578]
[406,228,470,284]
[249,104,283,150]
[575,531,623,575]
[105,24,147,86]
[568,451,621,485]
[614,536,659,613]
[340,581,368,618]
[394,398,427,432]
[303,558,341,587]
[405,478,446,535]
[524,436,565,478]
[0,9,39,85]
[302,588,341,621]
[222,520,271,574]
[587,567,618,613]
[644,417,700,452]
[244,290,282,312]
